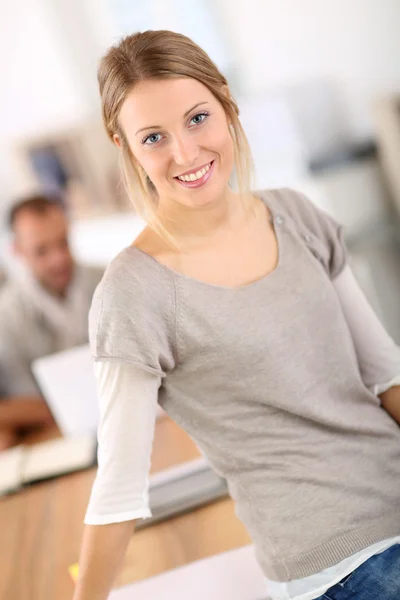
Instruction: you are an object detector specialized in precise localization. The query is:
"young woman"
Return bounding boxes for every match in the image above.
[73,30,400,600]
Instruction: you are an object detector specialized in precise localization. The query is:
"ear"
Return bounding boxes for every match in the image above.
[113,133,122,148]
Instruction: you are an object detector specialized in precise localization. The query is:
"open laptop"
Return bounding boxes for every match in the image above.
[32,343,103,438]
[32,343,165,437]
[32,344,228,524]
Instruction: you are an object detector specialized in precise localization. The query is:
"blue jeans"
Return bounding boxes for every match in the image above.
[316,543,400,599]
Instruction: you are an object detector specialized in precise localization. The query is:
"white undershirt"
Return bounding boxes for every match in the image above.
[84,265,400,600]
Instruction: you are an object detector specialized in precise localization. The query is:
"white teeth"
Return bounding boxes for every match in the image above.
[177,162,212,182]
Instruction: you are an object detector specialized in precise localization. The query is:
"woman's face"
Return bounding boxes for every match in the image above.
[117,77,235,208]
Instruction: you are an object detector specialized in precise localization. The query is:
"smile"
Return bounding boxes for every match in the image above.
[174,160,215,189]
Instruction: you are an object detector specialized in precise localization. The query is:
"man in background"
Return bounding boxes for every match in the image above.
[0,193,103,445]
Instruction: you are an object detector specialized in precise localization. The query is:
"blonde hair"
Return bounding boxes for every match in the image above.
[98,30,254,246]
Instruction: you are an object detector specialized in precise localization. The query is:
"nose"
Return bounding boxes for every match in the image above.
[172,133,199,167]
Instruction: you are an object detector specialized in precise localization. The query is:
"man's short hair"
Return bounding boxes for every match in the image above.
[8,193,65,232]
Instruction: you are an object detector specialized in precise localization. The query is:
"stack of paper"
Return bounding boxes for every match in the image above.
[136,457,228,529]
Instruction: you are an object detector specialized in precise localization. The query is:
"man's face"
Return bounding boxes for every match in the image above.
[13,207,75,295]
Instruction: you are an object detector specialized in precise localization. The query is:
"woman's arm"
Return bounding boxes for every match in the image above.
[73,521,135,600]
[333,265,400,424]
[379,386,400,425]
[73,361,160,599]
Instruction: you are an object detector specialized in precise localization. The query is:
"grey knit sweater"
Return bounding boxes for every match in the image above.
[89,188,400,581]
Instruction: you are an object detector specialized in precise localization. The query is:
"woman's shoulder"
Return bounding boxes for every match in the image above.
[258,187,347,278]
[91,239,176,330]
[97,235,174,297]
[258,186,334,227]
[258,186,345,242]
[89,240,177,372]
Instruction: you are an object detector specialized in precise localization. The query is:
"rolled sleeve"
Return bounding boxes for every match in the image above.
[333,265,400,392]
[84,360,161,525]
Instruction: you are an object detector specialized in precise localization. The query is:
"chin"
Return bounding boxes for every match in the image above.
[51,272,73,293]
[175,174,231,209]
[192,182,230,208]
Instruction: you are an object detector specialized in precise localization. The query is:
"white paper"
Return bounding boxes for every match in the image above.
[110,545,270,600]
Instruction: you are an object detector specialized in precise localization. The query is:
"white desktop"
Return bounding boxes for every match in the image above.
[110,545,269,600]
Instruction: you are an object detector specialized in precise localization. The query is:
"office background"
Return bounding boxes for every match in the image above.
[0,3,400,598]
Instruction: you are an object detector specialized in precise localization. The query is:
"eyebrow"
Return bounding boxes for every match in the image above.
[135,102,210,136]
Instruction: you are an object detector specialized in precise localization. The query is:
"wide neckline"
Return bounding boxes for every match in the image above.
[125,190,284,292]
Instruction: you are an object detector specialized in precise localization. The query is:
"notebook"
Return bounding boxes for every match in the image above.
[0,435,96,497]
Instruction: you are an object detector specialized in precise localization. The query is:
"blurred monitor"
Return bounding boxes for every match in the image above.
[32,344,164,437]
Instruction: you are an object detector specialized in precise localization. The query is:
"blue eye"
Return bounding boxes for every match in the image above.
[142,133,162,145]
[189,111,210,126]
[141,112,209,145]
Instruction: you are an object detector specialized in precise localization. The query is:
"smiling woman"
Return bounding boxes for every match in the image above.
[97,30,253,247]
[73,28,400,600]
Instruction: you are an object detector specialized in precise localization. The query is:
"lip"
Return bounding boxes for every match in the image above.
[174,160,215,189]
[175,161,213,178]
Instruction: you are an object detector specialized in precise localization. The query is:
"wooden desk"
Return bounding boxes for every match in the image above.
[0,418,250,600]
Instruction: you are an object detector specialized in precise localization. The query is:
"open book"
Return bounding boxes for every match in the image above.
[0,435,97,496]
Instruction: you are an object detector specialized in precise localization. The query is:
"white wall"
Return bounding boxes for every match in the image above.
[0,0,102,207]
[1,1,80,138]
[217,0,400,141]
[1,0,399,208]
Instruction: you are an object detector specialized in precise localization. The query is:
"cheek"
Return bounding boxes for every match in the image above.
[133,147,168,181]
[31,257,47,273]
[205,122,233,155]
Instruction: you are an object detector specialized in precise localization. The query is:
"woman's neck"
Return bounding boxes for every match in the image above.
[157,188,256,247]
